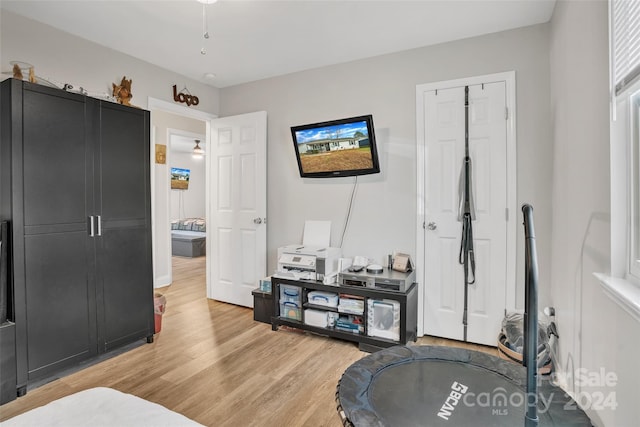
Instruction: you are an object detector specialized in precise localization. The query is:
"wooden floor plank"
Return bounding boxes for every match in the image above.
[0,256,497,425]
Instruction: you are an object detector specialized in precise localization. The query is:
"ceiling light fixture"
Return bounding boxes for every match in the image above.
[193,139,205,158]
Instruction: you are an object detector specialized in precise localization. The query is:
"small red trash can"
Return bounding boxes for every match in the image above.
[154,293,167,334]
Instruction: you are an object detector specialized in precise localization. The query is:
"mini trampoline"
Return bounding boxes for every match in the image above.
[336,205,592,427]
[336,345,591,426]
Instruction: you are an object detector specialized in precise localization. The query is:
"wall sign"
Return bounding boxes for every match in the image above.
[155,144,166,164]
[173,85,200,107]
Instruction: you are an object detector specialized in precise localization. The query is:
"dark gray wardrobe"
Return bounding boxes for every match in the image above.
[0,78,154,400]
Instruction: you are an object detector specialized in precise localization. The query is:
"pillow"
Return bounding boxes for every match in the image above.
[192,218,206,232]
[171,218,206,231]
[181,219,196,230]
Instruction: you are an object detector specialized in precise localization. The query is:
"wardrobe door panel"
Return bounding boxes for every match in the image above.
[22,90,89,228]
[98,104,148,221]
[95,102,153,350]
[98,227,153,350]
[14,83,97,385]
[24,232,96,379]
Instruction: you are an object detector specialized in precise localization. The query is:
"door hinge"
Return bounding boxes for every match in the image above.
[423,221,426,229]
[505,208,509,221]
[505,107,509,120]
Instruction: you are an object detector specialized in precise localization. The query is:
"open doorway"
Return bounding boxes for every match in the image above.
[168,130,206,260]
[148,98,216,289]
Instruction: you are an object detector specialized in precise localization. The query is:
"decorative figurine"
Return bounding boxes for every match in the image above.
[112,76,133,106]
[12,63,23,80]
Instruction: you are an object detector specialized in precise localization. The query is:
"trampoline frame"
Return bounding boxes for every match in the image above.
[336,205,592,427]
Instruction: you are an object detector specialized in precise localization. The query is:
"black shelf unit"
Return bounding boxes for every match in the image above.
[271,276,417,352]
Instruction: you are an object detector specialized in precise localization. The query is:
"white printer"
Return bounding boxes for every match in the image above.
[276,245,342,284]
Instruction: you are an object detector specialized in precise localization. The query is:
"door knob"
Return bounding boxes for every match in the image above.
[253,218,263,224]
[427,222,437,230]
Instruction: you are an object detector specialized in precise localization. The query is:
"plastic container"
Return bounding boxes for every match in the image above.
[154,293,167,334]
[259,277,272,293]
[307,291,339,308]
[304,309,329,328]
[279,284,302,305]
[280,302,302,321]
[367,299,400,341]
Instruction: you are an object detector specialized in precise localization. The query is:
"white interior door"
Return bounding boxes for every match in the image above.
[420,80,510,346]
[207,111,267,307]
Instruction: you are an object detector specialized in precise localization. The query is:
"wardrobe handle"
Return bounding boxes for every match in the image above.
[97,215,102,236]
[89,216,95,237]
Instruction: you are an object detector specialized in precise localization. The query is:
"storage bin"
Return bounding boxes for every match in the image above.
[280,284,302,305]
[280,302,302,321]
[307,291,339,308]
[304,309,329,328]
[367,299,400,341]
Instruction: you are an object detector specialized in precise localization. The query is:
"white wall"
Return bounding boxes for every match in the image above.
[549,1,639,425]
[169,151,206,220]
[220,24,552,308]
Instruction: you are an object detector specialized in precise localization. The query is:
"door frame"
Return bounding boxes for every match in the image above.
[415,71,517,337]
[147,97,216,289]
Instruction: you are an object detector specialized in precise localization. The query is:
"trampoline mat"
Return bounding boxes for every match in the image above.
[337,345,592,427]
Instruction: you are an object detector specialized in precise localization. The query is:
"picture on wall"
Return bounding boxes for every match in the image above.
[171,167,190,190]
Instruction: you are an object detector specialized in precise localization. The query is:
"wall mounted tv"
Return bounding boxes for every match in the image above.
[171,167,190,190]
[290,114,380,178]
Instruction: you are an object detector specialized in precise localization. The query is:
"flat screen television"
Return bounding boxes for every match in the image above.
[171,167,190,190]
[290,114,380,178]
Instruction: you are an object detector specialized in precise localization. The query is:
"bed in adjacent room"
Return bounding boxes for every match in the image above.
[171,218,206,258]
[0,387,203,427]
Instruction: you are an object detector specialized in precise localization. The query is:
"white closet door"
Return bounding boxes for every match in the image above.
[422,82,508,345]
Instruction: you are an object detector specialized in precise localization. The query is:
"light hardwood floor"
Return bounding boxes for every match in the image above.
[0,256,497,426]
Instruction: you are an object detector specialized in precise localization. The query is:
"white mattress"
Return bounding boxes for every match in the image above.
[0,387,203,427]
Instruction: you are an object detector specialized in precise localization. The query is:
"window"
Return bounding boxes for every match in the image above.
[603,1,640,321]
[612,0,640,283]
[630,92,640,279]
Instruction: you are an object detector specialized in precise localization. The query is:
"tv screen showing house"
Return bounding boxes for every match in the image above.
[291,115,380,178]
[171,167,190,190]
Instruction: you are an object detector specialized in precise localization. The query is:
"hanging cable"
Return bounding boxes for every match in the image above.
[338,176,358,248]
[201,4,209,55]
[203,4,209,39]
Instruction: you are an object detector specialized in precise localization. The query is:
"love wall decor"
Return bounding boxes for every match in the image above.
[172,85,200,107]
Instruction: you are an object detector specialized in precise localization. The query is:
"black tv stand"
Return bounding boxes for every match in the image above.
[270,276,417,352]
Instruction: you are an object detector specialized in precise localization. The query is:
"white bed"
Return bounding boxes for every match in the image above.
[0,387,203,427]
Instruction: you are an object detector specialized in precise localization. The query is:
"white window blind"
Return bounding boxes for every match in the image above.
[613,0,640,94]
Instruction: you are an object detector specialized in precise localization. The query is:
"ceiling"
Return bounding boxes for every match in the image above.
[1,0,556,89]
